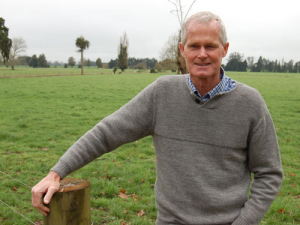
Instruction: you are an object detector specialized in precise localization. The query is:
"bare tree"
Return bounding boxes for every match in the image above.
[159,33,178,62]
[9,37,27,70]
[168,0,197,74]
[246,56,255,71]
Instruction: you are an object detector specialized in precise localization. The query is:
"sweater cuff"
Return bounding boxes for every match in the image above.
[231,215,258,225]
[50,160,71,179]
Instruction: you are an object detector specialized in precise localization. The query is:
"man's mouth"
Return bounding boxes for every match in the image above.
[195,63,210,67]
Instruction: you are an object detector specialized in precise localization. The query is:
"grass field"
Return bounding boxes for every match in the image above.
[0,68,299,224]
[0,66,174,77]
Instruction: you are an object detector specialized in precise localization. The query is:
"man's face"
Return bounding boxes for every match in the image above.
[180,20,229,81]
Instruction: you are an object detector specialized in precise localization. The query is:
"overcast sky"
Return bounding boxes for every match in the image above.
[2,0,300,64]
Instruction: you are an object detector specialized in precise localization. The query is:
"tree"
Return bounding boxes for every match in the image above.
[252,56,263,72]
[118,32,129,72]
[246,56,254,71]
[287,60,294,73]
[159,33,178,63]
[53,61,60,68]
[18,56,31,66]
[0,18,12,63]
[155,63,163,72]
[87,59,91,68]
[29,54,38,68]
[37,54,48,68]
[168,0,197,74]
[96,58,102,68]
[133,62,147,71]
[225,52,247,72]
[108,58,118,68]
[68,56,76,67]
[8,37,27,70]
[160,58,177,71]
[128,57,158,69]
[76,36,90,75]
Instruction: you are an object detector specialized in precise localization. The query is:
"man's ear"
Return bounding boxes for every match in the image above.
[179,42,185,58]
[222,42,229,58]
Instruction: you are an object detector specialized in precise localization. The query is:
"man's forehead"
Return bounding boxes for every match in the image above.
[187,18,219,29]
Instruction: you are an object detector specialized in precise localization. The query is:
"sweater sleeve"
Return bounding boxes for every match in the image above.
[51,80,157,179]
[232,94,283,225]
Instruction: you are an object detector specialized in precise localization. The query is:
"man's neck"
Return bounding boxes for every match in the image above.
[191,76,221,97]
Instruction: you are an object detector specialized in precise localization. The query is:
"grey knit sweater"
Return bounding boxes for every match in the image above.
[52,75,282,225]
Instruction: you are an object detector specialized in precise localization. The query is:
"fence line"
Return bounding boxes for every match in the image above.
[0,170,37,224]
[0,199,36,225]
[0,170,32,189]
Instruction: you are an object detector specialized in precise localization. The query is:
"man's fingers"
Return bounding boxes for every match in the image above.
[36,205,50,216]
[31,171,61,216]
[43,186,59,204]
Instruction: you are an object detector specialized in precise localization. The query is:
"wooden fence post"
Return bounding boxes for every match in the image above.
[43,178,91,225]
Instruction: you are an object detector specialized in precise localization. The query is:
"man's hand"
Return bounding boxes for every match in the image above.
[31,171,61,216]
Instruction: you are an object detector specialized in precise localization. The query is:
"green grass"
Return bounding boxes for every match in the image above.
[0,66,174,77]
[0,71,299,224]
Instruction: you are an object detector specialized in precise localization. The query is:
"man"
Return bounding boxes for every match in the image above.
[32,11,282,224]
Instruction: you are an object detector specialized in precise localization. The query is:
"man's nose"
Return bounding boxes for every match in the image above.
[197,47,207,59]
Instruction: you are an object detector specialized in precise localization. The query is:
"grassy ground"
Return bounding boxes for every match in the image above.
[0,66,174,77]
[0,70,299,224]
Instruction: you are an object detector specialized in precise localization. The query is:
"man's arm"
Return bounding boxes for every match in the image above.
[31,80,157,215]
[232,96,283,224]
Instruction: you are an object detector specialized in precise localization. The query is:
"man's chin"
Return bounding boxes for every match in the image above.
[189,71,212,78]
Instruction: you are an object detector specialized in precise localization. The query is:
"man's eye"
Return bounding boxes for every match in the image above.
[206,45,216,49]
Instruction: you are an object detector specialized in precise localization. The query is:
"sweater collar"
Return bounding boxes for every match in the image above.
[187,67,236,101]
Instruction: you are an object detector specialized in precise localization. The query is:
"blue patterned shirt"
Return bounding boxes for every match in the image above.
[187,68,236,101]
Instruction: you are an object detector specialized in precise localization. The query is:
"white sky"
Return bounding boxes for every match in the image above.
[2,0,300,64]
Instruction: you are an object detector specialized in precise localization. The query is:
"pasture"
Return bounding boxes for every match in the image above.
[0,68,299,224]
[0,66,169,77]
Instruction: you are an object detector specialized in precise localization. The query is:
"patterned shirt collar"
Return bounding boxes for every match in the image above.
[187,67,236,101]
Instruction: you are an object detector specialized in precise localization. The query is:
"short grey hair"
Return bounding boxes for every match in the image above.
[181,11,228,46]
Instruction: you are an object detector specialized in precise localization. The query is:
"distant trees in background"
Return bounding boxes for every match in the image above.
[225,52,247,72]
[96,58,102,68]
[108,58,118,69]
[37,54,48,68]
[133,62,147,71]
[68,56,76,67]
[8,37,27,70]
[27,54,49,68]
[0,17,12,63]
[108,57,158,70]
[155,59,177,72]
[250,56,300,73]
[29,55,38,68]
[76,36,90,75]
[128,58,157,69]
[225,52,300,73]
[118,32,129,72]
[159,33,178,64]
[86,59,91,68]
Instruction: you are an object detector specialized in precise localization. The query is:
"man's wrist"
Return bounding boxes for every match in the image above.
[48,171,62,181]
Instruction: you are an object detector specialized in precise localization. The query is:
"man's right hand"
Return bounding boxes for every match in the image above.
[31,171,61,216]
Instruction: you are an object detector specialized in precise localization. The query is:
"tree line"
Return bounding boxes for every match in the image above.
[224,52,300,73]
[108,57,158,70]
[1,16,300,74]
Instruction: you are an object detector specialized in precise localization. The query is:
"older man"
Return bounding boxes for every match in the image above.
[32,11,282,224]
